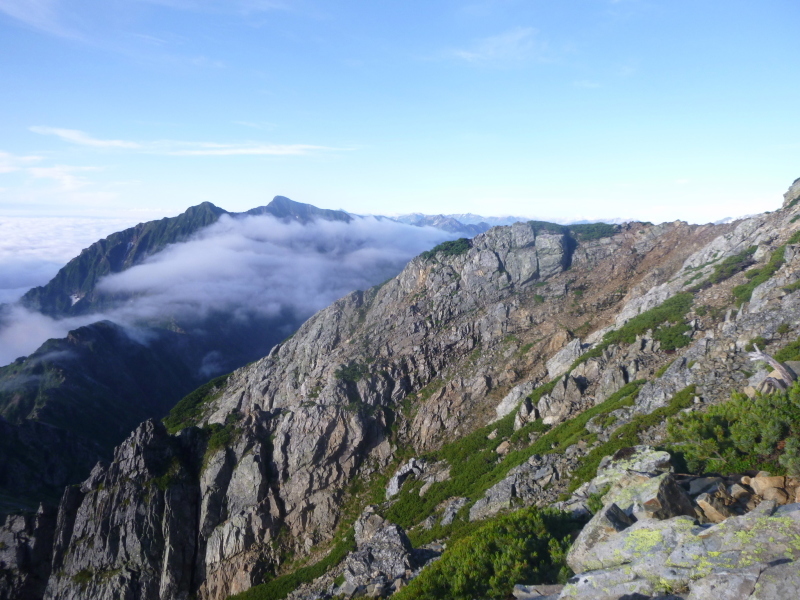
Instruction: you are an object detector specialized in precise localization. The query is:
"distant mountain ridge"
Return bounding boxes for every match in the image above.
[393,214,490,236]
[18,196,492,320]
[19,197,360,319]
[0,321,202,514]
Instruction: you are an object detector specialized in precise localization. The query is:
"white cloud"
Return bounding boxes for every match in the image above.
[166,143,331,156]
[450,27,544,64]
[26,165,100,191]
[0,214,140,305]
[30,126,340,157]
[30,126,142,149]
[0,213,456,365]
[234,120,277,131]
[0,150,42,173]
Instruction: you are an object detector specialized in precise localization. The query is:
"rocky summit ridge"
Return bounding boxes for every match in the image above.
[4,181,800,599]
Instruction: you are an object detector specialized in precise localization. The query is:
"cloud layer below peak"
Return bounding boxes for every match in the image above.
[0,213,456,366]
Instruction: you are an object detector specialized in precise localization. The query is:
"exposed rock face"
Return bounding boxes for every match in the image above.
[537,375,586,425]
[557,446,800,600]
[43,420,204,600]
[470,454,563,521]
[495,381,536,422]
[386,459,427,499]
[342,510,417,592]
[14,179,800,600]
[546,338,583,379]
[0,505,56,600]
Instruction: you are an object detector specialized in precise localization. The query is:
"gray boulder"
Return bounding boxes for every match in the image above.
[343,510,416,589]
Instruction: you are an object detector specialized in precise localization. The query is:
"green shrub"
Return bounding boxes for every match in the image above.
[605,293,694,346]
[783,280,800,294]
[586,489,608,514]
[667,382,800,476]
[702,246,756,288]
[384,412,516,528]
[201,411,243,468]
[232,530,356,600]
[509,419,550,445]
[394,507,578,600]
[777,323,791,335]
[150,457,182,491]
[420,239,472,260]
[163,373,231,433]
[775,338,800,363]
[563,385,695,494]
[386,380,641,538]
[534,294,545,304]
[653,322,692,351]
[528,221,567,235]
[744,336,767,352]
[518,342,535,355]
[72,569,93,589]
[569,223,617,241]
[732,246,786,306]
[334,362,368,383]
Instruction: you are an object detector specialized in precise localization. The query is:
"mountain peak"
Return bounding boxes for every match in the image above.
[246,195,352,224]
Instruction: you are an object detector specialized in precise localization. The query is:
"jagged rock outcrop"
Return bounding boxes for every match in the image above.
[0,505,56,600]
[43,420,204,600]
[555,446,800,600]
[339,510,420,597]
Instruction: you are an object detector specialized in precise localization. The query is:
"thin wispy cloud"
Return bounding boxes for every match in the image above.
[134,0,288,15]
[30,127,142,149]
[27,165,100,191]
[0,151,42,173]
[449,27,545,64]
[167,143,331,156]
[30,126,340,157]
[0,0,81,39]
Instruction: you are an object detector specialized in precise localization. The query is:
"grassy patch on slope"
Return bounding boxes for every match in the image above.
[394,507,579,600]
[386,381,647,532]
[162,373,231,434]
[570,293,695,372]
[231,530,356,600]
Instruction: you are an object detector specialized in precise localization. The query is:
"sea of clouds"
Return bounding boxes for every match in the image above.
[0,213,456,366]
[0,215,141,304]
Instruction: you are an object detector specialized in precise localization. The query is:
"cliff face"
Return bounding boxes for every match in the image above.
[6,181,800,600]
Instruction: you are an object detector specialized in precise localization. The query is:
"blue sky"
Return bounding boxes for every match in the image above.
[1,0,799,224]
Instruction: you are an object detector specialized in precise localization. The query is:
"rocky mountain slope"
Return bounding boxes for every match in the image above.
[4,179,800,600]
[0,321,202,515]
[0,196,460,517]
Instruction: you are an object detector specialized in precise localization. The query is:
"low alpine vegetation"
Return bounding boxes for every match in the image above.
[420,238,472,260]
[393,507,578,600]
[668,382,800,477]
[163,373,230,433]
[570,293,695,371]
